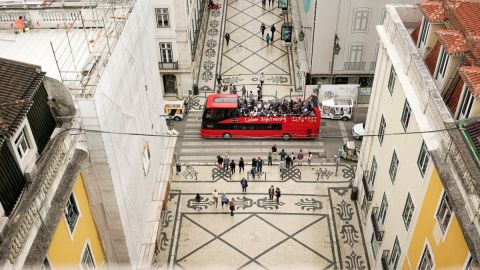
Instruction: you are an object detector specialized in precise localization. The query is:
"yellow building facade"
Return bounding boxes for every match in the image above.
[403,169,471,269]
[47,174,106,269]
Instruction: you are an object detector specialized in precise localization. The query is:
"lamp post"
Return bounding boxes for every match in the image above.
[290,88,292,100]
[330,34,341,84]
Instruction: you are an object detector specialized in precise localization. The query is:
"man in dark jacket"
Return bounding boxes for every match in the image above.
[270,24,276,42]
[240,178,248,192]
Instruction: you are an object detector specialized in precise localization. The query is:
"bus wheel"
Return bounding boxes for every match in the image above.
[174,116,181,121]
[342,116,349,121]
[282,133,291,141]
[222,133,232,140]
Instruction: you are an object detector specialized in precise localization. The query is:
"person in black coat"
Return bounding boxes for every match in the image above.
[239,157,245,172]
[230,160,236,173]
[270,24,276,42]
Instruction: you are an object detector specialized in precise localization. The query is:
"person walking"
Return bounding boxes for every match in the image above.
[260,23,266,38]
[212,189,219,208]
[230,159,236,173]
[308,152,313,166]
[268,0,273,6]
[280,149,286,161]
[217,155,223,168]
[229,198,236,216]
[252,157,257,170]
[217,74,222,85]
[241,177,248,192]
[221,193,229,209]
[270,24,276,42]
[259,72,265,87]
[195,193,201,211]
[268,185,275,200]
[297,149,304,166]
[241,86,247,97]
[257,157,263,173]
[275,187,281,204]
[268,152,273,166]
[261,0,266,8]
[265,33,271,45]
[223,154,230,171]
[257,84,262,100]
[285,154,292,168]
[224,32,230,46]
[239,157,245,173]
[272,144,278,160]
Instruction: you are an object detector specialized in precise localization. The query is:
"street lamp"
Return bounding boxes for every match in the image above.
[298,26,312,42]
[330,34,341,84]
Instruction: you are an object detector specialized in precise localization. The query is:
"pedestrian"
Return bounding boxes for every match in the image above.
[230,159,236,173]
[275,187,281,204]
[239,157,245,172]
[257,84,262,100]
[280,149,286,161]
[249,90,253,99]
[285,154,292,168]
[252,157,257,170]
[308,152,313,166]
[217,155,223,168]
[259,72,265,87]
[257,157,263,173]
[297,149,304,166]
[217,74,222,85]
[221,193,229,209]
[195,193,201,211]
[268,152,273,166]
[241,177,248,192]
[223,154,230,171]
[265,33,271,45]
[270,24,276,42]
[261,0,266,8]
[268,0,272,6]
[268,185,275,200]
[224,32,230,46]
[272,144,278,160]
[212,189,219,208]
[241,86,247,97]
[229,198,236,216]
[260,23,266,38]
[250,167,256,180]
[231,84,237,95]
[279,160,286,174]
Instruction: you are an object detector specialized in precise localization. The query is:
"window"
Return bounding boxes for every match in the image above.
[349,44,364,62]
[389,150,399,183]
[159,42,173,63]
[402,193,415,229]
[368,157,378,186]
[64,193,80,233]
[458,87,474,120]
[371,233,378,259]
[378,115,386,144]
[436,192,452,233]
[388,66,396,94]
[353,9,370,32]
[435,47,450,81]
[390,237,401,270]
[419,18,430,47]
[15,129,30,158]
[379,193,388,224]
[401,100,411,131]
[81,244,95,270]
[155,8,169,28]
[418,244,434,270]
[417,141,429,177]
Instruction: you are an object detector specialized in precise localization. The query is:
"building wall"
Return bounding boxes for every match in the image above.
[403,169,470,269]
[47,174,106,269]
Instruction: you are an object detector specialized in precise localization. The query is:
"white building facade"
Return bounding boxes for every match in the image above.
[152,0,207,97]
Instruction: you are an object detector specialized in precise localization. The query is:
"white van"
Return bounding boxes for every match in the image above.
[164,100,185,121]
[320,99,354,120]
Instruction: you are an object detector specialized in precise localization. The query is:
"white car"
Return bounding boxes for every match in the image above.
[352,123,365,140]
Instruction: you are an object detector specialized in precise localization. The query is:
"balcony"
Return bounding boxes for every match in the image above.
[362,172,374,201]
[158,61,178,70]
[381,250,390,270]
[343,62,366,71]
[371,207,385,242]
[370,61,377,71]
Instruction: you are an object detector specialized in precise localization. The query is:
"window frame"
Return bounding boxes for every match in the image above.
[419,17,430,47]
[401,100,411,131]
[64,192,80,235]
[379,193,388,224]
[368,156,378,186]
[417,141,430,177]
[458,87,474,120]
[349,44,365,62]
[155,8,170,28]
[81,242,96,270]
[435,192,453,233]
[378,115,386,144]
[370,233,378,259]
[417,242,434,270]
[402,193,415,230]
[14,128,30,159]
[435,46,450,82]
[390,237,401,270]
[352,9,370,32]
[388,66,396,95]
[389,150,399,183]
[159,42,173,63]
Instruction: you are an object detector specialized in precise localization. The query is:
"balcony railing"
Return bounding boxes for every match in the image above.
[362,172,374,201]
[370,61,377,71]
[343,62,366,71]
[371,207,385,242]
[158,61,178,70]
[381,250,390,270]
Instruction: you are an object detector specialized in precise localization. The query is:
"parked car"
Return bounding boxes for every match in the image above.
[352,123,365,139]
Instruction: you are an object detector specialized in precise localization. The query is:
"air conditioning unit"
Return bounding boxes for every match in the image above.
[24,163,38,184]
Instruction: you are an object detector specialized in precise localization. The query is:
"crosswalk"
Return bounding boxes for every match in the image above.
[177,111,326,164]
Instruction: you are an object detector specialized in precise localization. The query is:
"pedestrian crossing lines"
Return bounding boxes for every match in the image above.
[177,111,326,164]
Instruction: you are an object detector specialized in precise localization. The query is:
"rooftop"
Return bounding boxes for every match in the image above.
[436,29,467,55]
[418,0,445,23]
[459,66,480,96]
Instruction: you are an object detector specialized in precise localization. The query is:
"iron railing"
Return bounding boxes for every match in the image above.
[343,62,366,71]
[371,207,384,241]
[158,61,178,70]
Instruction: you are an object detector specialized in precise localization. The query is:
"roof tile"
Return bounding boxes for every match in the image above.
[436,29,468,55]
[419,1,446,23]
[459,66,480,96]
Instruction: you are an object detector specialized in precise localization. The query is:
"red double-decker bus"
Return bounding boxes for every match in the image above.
[200,94,321,140]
